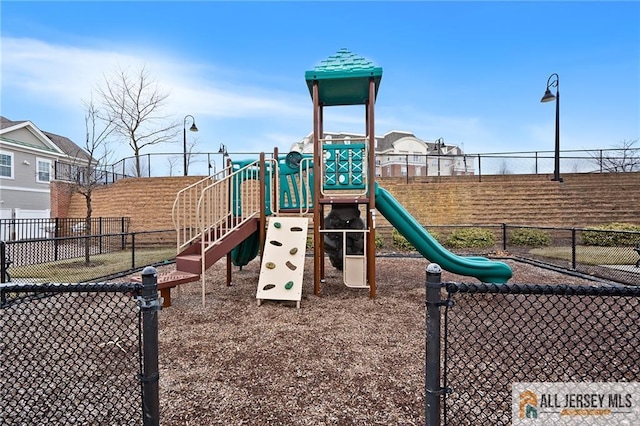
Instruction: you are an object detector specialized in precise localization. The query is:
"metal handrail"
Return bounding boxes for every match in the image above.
[196,160,266,257]
[172,175,213,254]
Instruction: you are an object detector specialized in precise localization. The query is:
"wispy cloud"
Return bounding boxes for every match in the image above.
[1,37,309,123]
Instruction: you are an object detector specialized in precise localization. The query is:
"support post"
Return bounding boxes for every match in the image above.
[131,233,136,268]
[140,266,160,426]
[312,81,322,296]
[1,241,6,283]
[502,223,507,251]
[425,263,443,426]
[259,152,266,262]
[366,78,377,299]
[571,228,577,270]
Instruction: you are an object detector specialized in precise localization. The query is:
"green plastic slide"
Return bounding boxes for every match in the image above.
[231,231,260,267]
[374,184,512,283]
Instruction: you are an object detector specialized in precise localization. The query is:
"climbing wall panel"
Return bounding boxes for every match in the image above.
[256,217,309,308]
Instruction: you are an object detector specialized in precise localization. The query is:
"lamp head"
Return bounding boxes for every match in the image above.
[540,89,556,103]
[189,122,198,132]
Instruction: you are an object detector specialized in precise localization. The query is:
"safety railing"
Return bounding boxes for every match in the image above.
[196,157,275,261]
[172,174,217,254]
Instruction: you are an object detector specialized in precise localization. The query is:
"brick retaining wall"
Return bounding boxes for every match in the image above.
[52,173,640,231]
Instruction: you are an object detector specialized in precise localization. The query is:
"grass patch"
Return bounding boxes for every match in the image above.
[9,248,176,282]
[529,246,638,265]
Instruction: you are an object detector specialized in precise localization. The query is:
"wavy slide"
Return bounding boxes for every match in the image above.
[375,184,512,283]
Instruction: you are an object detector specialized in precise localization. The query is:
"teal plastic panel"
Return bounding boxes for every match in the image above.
[322,143,366,190]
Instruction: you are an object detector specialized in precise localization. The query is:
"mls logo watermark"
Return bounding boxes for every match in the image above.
[512,382,639,425]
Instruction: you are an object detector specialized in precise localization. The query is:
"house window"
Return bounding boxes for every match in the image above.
[0,152,13,178]
[36,158,52,183]
[401,166,407,176]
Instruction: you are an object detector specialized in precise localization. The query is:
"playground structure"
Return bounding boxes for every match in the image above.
[158,49,512,307]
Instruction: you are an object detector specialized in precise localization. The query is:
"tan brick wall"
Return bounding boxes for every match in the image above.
[58,172,640,230]
[65,176,204,231]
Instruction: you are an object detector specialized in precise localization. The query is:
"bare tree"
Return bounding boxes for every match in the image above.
[73,99,116,264]
[185,136,201,175]
[97,65,179,177]
[591,139,639,172]
[498,160,512,175]
[166,156,180,176]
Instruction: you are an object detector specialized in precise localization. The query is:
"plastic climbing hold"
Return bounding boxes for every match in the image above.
[289,247,298,255]
[274,222,281,229]
[285,261,297,271]
[265,262,276,269]
[284,281,294,290]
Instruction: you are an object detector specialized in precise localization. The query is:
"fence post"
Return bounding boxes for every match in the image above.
[121,217,127,249]
[406,154,409,184]
[425,263,443,425]
[99,217,103,254]
[54,217,60,262]
[131,233,136,269]
[140,266,160,426]
[1,241,6,283]
[571,227,577,270]
[502,223,507,251]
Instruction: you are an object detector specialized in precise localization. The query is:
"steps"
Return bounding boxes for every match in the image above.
[175,218,259,274]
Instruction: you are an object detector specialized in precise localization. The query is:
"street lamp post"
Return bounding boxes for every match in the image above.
[433,137,445,176]
[540,73,561,182]
[218,143,228,167]
[183,115,198,176]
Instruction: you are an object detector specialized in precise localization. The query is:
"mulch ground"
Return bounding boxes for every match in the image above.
[152,255,607,425]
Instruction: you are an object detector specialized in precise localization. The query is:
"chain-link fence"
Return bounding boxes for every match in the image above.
[504,225,640,286]
[1,270,160,425]
[425,276,640,425]
[376,224,640,286]
[91,148,637,179]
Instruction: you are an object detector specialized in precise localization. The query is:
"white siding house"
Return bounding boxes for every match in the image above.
[290,130,474,177]
[0,116,89,217]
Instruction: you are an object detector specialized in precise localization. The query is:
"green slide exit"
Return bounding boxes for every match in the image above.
[375,184,512,283]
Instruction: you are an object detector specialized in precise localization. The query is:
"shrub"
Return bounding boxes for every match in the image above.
[446,228,496,249]
[509,228,551,247]
[392,229,415,251]
[582,223,640,247]
[374,234,385,249]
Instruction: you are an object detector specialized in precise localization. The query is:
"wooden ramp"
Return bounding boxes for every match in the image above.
[256,217,309,308]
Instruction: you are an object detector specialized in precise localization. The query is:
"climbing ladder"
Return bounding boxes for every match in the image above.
[256,216,309,308]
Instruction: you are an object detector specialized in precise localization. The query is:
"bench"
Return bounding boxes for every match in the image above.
[131,270,200,307]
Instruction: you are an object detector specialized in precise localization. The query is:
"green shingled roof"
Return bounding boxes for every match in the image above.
[305,48,383,106]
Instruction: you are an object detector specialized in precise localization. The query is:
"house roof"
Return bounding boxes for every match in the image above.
[43,131,91,162]
[0,116,89,162]
[0,116,27,130]
[377,131,417,152]
[305,49,383,106]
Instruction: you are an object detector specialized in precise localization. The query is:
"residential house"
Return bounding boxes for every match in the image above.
[0,116,90,220]
[291,130,474,177]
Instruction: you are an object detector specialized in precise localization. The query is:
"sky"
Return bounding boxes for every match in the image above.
[1,1,639,171]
